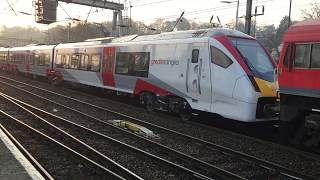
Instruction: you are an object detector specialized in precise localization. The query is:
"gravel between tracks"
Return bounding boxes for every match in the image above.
[0,116,105,179]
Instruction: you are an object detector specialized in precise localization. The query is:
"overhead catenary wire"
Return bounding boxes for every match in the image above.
[6,0,17,16]
[85,0,97,23]
[136,0,274,23]
[132,0,175,7]
[56,0,72,19]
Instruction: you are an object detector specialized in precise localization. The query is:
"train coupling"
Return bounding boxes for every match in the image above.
[263,103,280,115]
[108,120,160,139]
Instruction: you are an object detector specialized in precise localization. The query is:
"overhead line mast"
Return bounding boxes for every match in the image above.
[244,0,253,35]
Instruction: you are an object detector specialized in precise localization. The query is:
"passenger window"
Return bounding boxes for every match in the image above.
[134,53,149,71]
[45,54,51,66]
[38,54,46,66]
[116,52,150,77]
[80,54,89,70]
[191,49,199,63]
[294,44,311,68]
[71,54,80,69]
[116,53,130,74]
[56,54,62,67]
[60,55,70,68]
[211,46,233,68]
[29,54,35,65]
[311,44,320,69]
[91,54,101,72]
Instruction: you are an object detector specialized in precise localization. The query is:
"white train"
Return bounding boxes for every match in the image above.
[0,28,278,121]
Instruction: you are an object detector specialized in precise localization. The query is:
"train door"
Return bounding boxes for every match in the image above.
[186,45,212,111]
[102,47,116,87]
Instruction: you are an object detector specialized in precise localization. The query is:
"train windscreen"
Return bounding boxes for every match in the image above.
[230,38,275,82]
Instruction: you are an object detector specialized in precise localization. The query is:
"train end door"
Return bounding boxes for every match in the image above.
[102,47,116,87]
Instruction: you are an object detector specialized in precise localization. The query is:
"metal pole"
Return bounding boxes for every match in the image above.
[288,0,292,27]
[112,10,118,37]
[67,22,71,42]
[244,0,252,35]
[235,0,239,30]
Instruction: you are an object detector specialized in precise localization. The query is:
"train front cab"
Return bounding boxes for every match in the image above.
[278,20,320,146]
[210,34,278,122]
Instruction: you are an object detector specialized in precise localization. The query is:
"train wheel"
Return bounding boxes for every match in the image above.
[141,92,156,112]
[179,102,193,121]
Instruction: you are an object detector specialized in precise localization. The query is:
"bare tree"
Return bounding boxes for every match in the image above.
[301,2,320,19]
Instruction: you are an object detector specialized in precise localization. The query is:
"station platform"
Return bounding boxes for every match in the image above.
[0,125,45,180]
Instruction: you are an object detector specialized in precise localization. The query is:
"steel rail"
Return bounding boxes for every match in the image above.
[0,92,141,180]
[0,92,214,180]
[0,124,54,180]
[0,111,126,180]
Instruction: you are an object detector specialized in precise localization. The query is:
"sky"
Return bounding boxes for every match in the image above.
[0,0,316,30]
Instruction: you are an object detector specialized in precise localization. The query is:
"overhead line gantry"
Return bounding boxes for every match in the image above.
[34,0,125,36]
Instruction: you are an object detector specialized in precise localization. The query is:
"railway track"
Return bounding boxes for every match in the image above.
[0,124,54,180]
[0,75,318,179]
[0,93,141,180]
[0,92,214,180]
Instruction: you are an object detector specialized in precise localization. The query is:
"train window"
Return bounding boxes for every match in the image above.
[80,54,89,70]
[44,54,50,66]
[283,45,291,66]
[116,53,130,74]
[29,54,35,65]
[294,44,311,68]
[34,54,40,65]
[211,46,233,68]
[116,52,150,77]
[133,52,149,77]
[311,44,320,69]
[63,55,70,68]
[13,54,22,63]
[0,53,5,61]
[56,54,62,67]
[56,54,70,68]
[134,53,149,71]
[91,54,101,72]
[71,54,80,69]
[38,54,47,66]
[192,49,199,63]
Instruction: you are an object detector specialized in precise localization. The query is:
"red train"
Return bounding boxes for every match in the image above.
[278,20,320,147]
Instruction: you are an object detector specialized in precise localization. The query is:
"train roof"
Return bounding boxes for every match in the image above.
[283,19,320,43]
[9,44,56,51]
[0,47,10,51]
[56,28,253,48]
[131,28,252,42]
